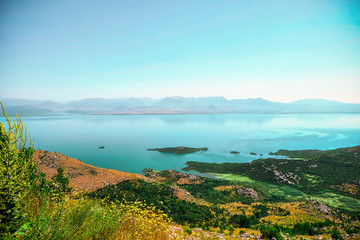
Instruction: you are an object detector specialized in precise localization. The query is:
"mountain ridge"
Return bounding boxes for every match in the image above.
[1,97,360,115]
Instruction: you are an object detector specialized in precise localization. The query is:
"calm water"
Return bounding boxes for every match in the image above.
[2,114,360,174]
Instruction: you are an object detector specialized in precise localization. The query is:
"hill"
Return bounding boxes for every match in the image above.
[34,147,360,239]
[33,150,144,192]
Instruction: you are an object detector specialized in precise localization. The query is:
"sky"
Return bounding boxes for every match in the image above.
[0,0,360,103]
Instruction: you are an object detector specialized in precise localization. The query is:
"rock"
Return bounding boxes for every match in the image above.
[40,153,60,168]
[142,168,155,174]
[193,228,203,232]
[309,200,332,215]
[188,174,200,181]
[142,168,160,178]
[241,233,250,238]
[272,170,300,185]
[237,187,259,200]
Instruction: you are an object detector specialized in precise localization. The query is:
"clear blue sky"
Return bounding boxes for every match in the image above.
[1,0,359,103]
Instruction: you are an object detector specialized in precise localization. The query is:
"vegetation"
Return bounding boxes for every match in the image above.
[184,146,360,198]
[0,103,172,240]
[230,151,240,154]
[2,103,360,239]
[0,103,36,235]
[142,168,360,238]
[180,178,255,204]
[147,146,208,154]
[88,179,223,226]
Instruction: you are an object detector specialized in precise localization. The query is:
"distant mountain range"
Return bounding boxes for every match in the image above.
[1,97,360,115]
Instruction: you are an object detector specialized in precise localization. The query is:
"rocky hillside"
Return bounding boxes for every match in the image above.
[34,150,144,192]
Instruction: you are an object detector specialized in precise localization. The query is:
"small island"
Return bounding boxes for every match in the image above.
[249,152,257,155]
[98,146,105,149]
[230,151,240,154]
[147,146,208,154]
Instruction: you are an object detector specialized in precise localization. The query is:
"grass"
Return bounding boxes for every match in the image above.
[208,172,360,212]
[210,173,304,201]
[279,186,303,197]
[304,174,320,184]
[311,195,347,210]
[339,197,360,210]
[211,173,255,183]
[8,195,172,240]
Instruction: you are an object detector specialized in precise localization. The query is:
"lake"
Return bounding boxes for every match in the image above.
[2,113,360,174]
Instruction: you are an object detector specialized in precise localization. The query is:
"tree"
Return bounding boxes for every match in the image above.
[0,102,37,235]
[50,167,72,194]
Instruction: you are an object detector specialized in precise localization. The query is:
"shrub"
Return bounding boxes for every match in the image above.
[330,229,344,240]
[50,167,72,195]
[16,197,171,240]
[259,225,283,240]
[0,103,37,236]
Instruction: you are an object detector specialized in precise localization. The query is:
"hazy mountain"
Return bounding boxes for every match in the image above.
[287,99,360,113]
[1,97,360,115]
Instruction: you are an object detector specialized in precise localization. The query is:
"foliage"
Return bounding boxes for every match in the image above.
[13,197,171,240]
[345,226,360,234]
[147,146,208,154]
[0,103,37,235]
[0,104,172,240]
[330,228,344,240]
[183,145,360,201]
[229,214,258,228]
[181,178,254,204]
[259,225,283,240]
[88,179,224,226]
[50,167,72,195]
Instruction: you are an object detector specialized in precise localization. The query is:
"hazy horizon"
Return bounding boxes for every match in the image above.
[2,96,360,105]
[1,1,360,103]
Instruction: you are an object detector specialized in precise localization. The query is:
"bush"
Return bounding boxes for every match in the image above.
[50,167,72,195]
[345,226,360,234]
[330,229,344,240]
[0,103,37,235]
[229,214,258,228]
[259,225,283,240]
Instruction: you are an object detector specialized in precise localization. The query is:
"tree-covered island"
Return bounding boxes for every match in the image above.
[147,146,208,154]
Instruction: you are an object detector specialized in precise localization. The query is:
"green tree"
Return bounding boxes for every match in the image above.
[0,102,37,235]
[50,167,72,195]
